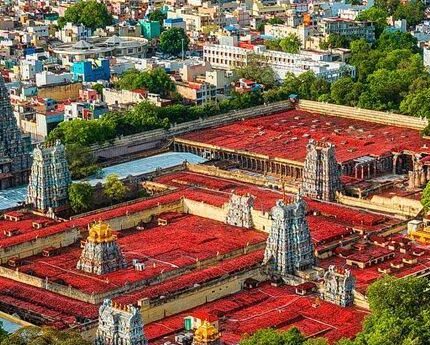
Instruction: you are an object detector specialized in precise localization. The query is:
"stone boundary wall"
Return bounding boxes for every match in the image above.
[336,192,423,218]
[186,163,299,192]
[90,101,293,159]
[298,100,428,130]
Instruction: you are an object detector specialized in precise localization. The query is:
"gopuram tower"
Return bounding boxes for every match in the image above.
[0,75,31,189]
[77,221,127,275]
[263,194,315,276]
[95,299,148,345]
[26,140,72,212]
[301,139,341,202]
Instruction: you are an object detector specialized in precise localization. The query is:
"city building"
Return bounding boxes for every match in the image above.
[95,299,148,345]
[0,75,32,189]
[319,17,375,42]
[263,194,315,276]
[203,44,355,81]
[321,265,355,307]
[72,59,111,82]
[301,140,341,202]
[56,22,92,43]
[76,221,127,275]
[26,140,71,212]
[140,20,161,39]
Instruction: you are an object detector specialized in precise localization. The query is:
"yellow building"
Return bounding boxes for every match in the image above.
[407,219,430,244]
[192,320,221,345]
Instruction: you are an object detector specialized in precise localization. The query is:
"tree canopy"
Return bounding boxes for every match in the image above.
[103,174,129,203]
[57,0,113,30]
[235,54,277,88]
[1,326,91,345]
[239,328,327,345]
[393,0,425,27]
[159,28,189,56]
[148,9,167,25]
[116,68,175,97]
[68,182,94,213]
[356,7,389,37]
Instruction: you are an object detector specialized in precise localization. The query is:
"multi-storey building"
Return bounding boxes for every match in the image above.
[225,194,254,228]
[203,44,355,81]
[26,140,71,212]
[263,194,315,276]
[319,17,375,42]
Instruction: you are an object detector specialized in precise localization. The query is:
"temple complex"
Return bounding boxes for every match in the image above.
[26,140,71,212]
[95,299,148,345]
[322,265,355,307]
[263,194,315,276]
[76,221,127,275]
[0,75,31,189]
[192,321,221,345]
[301,139,341,201]
[225,193,254,228]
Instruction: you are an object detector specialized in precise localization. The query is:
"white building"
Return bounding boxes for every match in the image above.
[319,17,375,42]
[203,44,355,81]
[56,22,92,43]
[35,71,74,87]
[423,46,430,69]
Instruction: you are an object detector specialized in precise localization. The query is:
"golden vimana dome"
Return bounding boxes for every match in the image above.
[87,221,116,243]
[194,320,220,342]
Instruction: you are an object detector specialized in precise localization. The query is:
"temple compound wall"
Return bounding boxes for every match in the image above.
[26,140,72,212]
[0,228,80,264]
[263,195,315,277]
[139,266,266,324]
[96,299,148,345]
[0,75,32,189]
[321,265,355,307]
[298,100,428,130]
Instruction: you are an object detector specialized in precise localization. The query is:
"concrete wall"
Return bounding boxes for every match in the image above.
[0,228,80,264]
[140,267,266,324]
[90,101,293,160]
[38,82,83,101]
[299,100,428,130]
[337,192,423,218]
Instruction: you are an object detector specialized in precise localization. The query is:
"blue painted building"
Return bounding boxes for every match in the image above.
[72,59,110,82]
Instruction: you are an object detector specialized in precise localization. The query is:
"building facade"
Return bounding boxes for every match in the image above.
[0,75,32,190]
[95,299,148,345]
[322,265,355,307]
[263,195,315,276]
[76,222,127,275]
[203,44,355,81]
[26,140,71,212]
[319,18,375,42]
[301,139,341,202]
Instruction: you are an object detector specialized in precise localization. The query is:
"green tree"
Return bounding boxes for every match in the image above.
[376,30,418,52]
[117,68,175,97]
[65,143,100,179]
[265,39,282,51]
[268,18,285,25]
[148,9,167,25]
[356,7,389,37]
[1,326,91,345]
[68,182,93,213]
[375,0,400,15]
[240,328,305,345]
[393,0,425,27]
[339,276,430,345]
[92,83,104,96]
[103,174,129,203]
[159,28,189,56]
[0,322,7,344]
[235,55,277,89]
[421,181,430,210]
[400,88,430,118]
[279,34,301,54]
[330,77,363,106]
[57,0,113,30]
[320,34,350,50]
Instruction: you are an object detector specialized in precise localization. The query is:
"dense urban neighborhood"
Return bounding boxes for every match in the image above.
[1,0,430,344]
